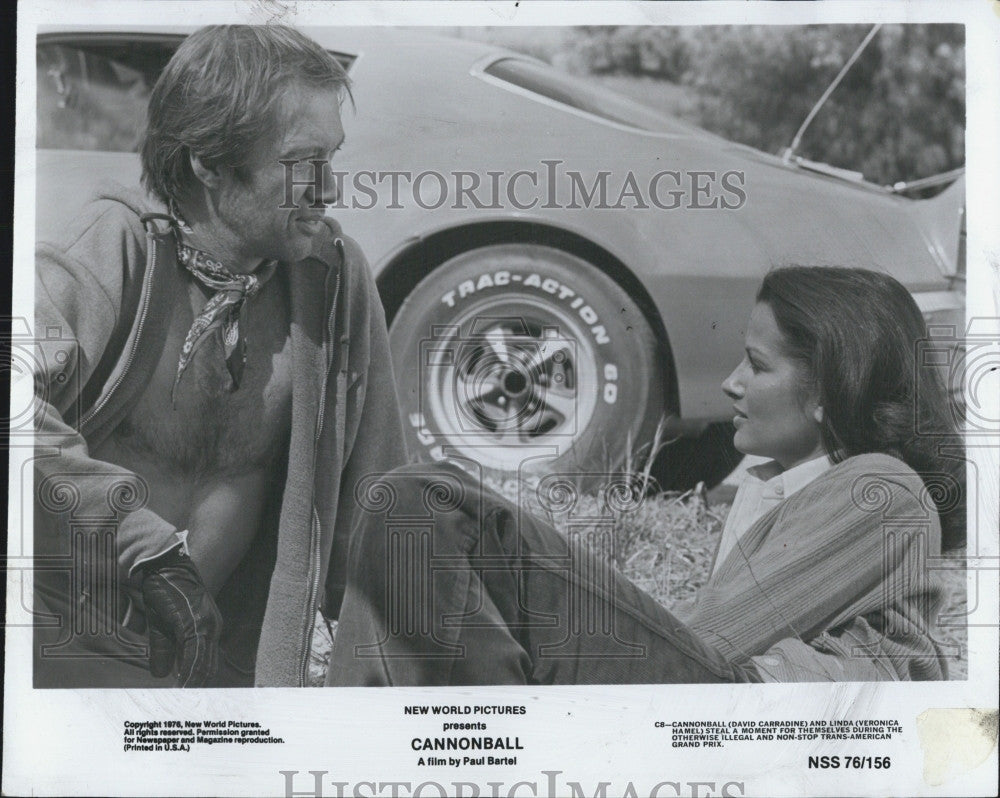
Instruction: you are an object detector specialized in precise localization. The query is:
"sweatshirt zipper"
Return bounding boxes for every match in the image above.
[74,226,337,686]
[79,238,158,432]
[299,262,342,686]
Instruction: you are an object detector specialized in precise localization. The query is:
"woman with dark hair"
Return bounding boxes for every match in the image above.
[750,266,964,551]
[327,266,964,685]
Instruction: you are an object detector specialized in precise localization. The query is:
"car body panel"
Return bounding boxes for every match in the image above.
[35,27,965,428]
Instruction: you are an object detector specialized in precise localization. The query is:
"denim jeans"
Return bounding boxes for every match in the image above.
[327,463,758,686]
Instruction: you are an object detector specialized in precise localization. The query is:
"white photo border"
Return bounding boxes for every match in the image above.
[6,2,999,797]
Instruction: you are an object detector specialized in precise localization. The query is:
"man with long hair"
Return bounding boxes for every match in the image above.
[33,25,407,687]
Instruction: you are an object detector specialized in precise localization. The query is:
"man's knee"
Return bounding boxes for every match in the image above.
[350,462,503,566]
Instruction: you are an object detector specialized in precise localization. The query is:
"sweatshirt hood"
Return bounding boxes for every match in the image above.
[92,179,170,220]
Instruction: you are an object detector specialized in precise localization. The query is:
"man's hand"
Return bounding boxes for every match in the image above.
[140,546,222,687]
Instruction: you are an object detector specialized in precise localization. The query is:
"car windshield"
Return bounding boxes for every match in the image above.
[483,56,703,136]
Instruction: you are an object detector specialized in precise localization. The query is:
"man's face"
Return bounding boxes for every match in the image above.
[215,83,345,266]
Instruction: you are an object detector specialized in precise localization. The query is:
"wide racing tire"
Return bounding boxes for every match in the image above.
[388,243,669,481]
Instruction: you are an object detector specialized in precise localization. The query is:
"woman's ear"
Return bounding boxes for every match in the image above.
[812,405,824,424]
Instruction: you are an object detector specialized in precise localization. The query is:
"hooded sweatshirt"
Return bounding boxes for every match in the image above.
[34,182,408,686]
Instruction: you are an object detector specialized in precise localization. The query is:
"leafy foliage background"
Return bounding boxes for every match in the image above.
[461,25,965,187]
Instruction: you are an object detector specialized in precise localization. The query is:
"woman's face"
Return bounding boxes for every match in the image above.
[722,302,826,470]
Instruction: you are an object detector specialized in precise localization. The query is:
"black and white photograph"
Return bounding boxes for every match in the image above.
[5,1,999,796]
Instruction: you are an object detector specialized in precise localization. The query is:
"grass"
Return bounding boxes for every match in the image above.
[309,482,968,684]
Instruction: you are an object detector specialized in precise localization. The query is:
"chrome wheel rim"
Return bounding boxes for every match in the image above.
[423,296,600,472]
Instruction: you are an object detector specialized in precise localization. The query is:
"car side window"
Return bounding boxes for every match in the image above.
[37,37,356,153]
[36,42,170,152]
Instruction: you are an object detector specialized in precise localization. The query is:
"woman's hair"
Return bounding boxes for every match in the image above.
[141,25,352,205]
[757,266,965,549]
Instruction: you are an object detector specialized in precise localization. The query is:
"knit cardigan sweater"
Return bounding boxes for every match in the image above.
[34,182,408,686]
[679,452,948,681]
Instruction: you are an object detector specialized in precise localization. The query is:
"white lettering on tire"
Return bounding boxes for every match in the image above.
[603,363,618,404]
[409,412,447,459]
[438,271,615,347]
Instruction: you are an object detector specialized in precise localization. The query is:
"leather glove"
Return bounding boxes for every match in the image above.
[140,545,222,687]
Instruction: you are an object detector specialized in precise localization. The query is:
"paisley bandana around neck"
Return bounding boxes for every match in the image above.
[172,239,274,404]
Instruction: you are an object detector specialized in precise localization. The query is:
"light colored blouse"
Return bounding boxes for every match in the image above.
[678,453,947,682]
[712,455,834,577]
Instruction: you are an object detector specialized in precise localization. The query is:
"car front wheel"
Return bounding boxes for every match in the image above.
[388,243,669,481]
